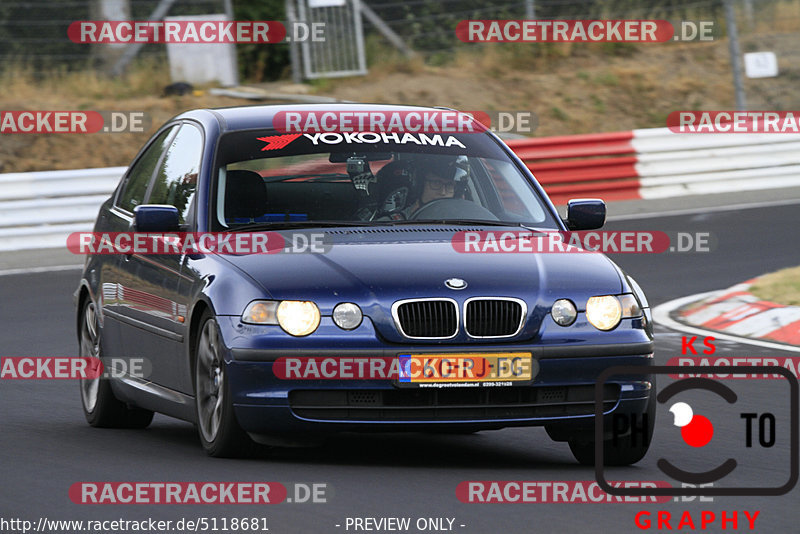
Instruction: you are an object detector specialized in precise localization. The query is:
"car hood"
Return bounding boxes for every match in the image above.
[218,227,623,341]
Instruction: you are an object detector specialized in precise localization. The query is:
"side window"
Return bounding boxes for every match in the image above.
[147,123,202,224]
[117,127,176,212]
[482,158,528,217]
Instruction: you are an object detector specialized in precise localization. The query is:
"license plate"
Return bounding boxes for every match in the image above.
[395,352,535,387]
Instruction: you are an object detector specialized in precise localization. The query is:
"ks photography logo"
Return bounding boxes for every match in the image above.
[594,366,798,497]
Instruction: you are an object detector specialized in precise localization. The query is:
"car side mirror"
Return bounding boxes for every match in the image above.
[564,199,606,230]
[133,205,180,232]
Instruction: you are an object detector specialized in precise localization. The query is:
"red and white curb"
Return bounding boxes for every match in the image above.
[507,128,800,205]
[653,281,800,353]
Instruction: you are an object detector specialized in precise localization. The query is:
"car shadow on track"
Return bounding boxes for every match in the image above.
[110,419,612,471]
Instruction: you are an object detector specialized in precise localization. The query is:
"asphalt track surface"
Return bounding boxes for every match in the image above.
[1,201,799,534]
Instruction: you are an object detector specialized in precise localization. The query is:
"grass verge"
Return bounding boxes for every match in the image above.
[750,266,800,306]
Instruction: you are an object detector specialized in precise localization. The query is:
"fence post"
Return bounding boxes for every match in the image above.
[110,0,177,76]
[723,0,747,111]
[286,0,303,83]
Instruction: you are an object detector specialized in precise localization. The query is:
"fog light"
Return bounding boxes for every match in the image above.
[333,302,363,330]
[551,299,577,326]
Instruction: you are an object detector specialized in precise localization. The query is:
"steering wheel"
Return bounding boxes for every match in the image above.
[409,198,499,221]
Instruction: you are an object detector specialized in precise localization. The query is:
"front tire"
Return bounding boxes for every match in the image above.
[568,386,656,466]
[79,298,153,429]
[194,311,257,457]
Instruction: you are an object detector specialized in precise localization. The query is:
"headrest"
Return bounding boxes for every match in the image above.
[224,169,267,220]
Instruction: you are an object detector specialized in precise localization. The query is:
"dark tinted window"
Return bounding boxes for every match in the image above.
[117,127,176,212]
[148,123,202,223]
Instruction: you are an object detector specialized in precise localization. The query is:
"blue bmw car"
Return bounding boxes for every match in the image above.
[75,104,654,462]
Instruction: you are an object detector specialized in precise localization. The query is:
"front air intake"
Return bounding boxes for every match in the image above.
[393,299,458,339]
[465,298,525,338]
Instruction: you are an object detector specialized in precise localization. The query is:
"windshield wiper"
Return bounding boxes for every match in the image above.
[228,220,556,232]
[372,219,543,228]
[229,221,369,232]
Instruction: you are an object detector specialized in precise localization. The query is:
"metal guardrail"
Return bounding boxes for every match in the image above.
[0,167,125,252]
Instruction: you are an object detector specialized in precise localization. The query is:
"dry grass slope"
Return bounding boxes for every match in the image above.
[1,3,798,173]
[750,266,800,307]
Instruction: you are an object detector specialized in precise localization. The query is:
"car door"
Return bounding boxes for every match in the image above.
[118,122,203,391]
[100,125,179,364]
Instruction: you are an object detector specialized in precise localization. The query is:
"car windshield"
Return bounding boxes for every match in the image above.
[210,129,559,230]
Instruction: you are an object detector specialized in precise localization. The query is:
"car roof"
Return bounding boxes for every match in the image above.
[174,103,459,133]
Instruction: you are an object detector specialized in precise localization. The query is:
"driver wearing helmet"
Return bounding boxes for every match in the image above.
[401,163,457,217]
[375,156,464,220]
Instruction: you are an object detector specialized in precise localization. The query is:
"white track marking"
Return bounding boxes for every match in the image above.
[607,197,800,221]
[652,292,800,354]
[0,264,82,277]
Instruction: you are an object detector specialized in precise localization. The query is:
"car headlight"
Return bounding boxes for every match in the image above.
[333,302,362,330]
[551,299,577,326]
[242,300,321,336]
[586,295,622,331]
[277,301,321,336]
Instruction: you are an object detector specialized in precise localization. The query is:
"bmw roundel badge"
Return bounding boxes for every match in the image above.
[445,278,467,290]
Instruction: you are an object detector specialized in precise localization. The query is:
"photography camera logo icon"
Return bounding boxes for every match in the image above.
[594,365,798,497]
[656,378,739,485]
[669,402,713,447]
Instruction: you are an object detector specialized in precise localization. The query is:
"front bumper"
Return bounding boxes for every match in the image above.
[217,313,654,435]
[227,348,653,435]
